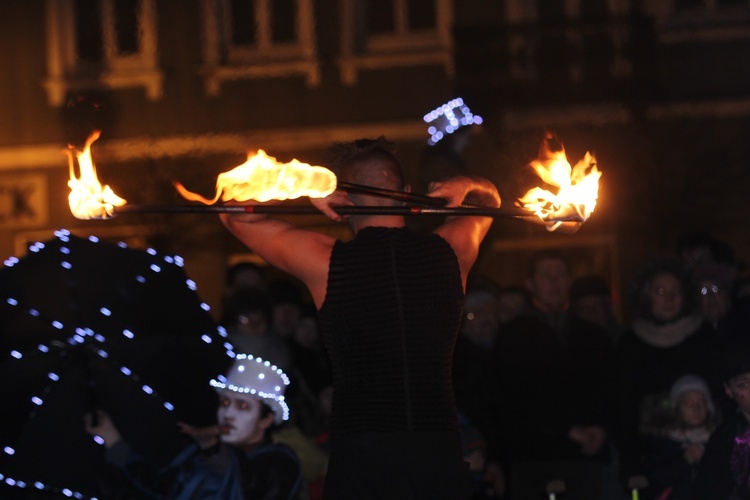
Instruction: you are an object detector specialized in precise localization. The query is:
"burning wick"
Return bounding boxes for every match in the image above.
[174,149,337,204]
[64,131,591,232]
[517,132,601,231]
[66,130,126,220]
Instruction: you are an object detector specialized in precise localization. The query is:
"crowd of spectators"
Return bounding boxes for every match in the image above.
[211,230,750,499]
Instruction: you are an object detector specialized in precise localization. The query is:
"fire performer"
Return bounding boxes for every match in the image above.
[220,137,501,499]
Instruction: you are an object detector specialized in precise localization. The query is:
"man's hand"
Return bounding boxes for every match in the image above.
[683,442,704,464]
[568,425,606,456]
[309,189,354,222]
[83,410,122,449]
[427,176,501,209]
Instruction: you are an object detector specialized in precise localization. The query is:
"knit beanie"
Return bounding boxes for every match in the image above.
[669,374,715,417]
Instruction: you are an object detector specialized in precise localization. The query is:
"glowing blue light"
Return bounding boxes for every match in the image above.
[61,261,72,269]
[5,478,16,486]
[164,256,174,264]
[186,280,197,291]
[7,298,18,306]
[150,264,161,272]
[38,344,49,352]
[201,303,210,311]
[31,396,43,405]
[164,402,175,411]
[10,351,22,359]
[4,446,15,455]
[29,309,40,317]
[52,321,63,329]
[424,97,482,145]
[218,326,228,337]
[121,367,132,376]
[98,350,108,358]
[62,488,73,497]
[100,307,111,316]
[201,334,212,344]
[136,276,146,283]
[174,256,185,267]
[142,385,154,395]
[73,334,85,344]
[60,247,71,254]
[93,436,105,446]
[118,242,127,248]
[88,236,99,243]
[94,334,105,342]
[147,248,157,256]
[34,482,45,489]
[224,342,233,350]
[122,330,134,339]
[48,372,59,381]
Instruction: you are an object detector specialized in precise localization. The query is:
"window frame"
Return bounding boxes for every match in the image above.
[337,0,454,85]
[43,0,163,108]
[199,0,320,96]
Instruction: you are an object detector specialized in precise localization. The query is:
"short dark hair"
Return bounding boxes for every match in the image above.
[225,262,265,288]
[527,249,569,278]
[327,137,405,191]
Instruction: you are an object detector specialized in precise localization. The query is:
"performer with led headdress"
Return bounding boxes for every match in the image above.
[85,355,302,499]
[220,137,501,499]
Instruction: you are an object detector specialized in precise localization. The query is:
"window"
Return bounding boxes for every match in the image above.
[43,0,163,107]
[200,0,320,96]
[504,0,630,84]
[659,0,750,42]
[338,0,453,85]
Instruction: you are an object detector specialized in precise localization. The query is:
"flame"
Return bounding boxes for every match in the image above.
[175,149,337,204]
[67,130,126,220]
[517,133,601,231]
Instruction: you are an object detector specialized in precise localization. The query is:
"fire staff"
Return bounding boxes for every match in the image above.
[220,137,501,499]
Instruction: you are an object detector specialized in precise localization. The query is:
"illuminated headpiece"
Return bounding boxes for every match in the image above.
[210,354,291,425]
[423,97,483,146]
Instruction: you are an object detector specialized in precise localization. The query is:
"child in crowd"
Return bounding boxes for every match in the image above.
[641,374,719,499]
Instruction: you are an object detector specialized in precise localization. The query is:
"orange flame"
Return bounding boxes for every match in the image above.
[67,130,126,220]
[517,134,601,231]
[174,149,337,204]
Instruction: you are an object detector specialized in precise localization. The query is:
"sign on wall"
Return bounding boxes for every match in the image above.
[0,173,48,229]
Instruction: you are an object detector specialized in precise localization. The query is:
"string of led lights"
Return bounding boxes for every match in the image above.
[1,229,237,499]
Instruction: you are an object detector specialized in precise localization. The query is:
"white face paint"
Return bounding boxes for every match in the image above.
[217,391,269,447]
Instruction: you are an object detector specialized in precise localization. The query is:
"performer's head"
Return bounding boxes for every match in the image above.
[210,355,290,447]
[328,137,407,206]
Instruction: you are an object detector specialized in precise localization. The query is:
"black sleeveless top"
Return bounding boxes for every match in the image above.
[318,226,464,437]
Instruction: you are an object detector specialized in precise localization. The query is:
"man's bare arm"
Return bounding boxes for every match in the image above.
[219,196,347,307]
[429,176,501,288]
